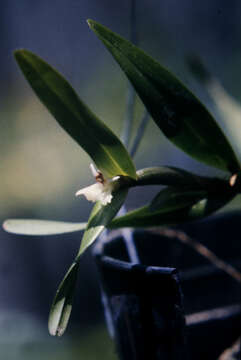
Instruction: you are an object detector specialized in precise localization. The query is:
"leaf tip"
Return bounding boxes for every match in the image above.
[48,322,65,337]
[2,219,17,234]
[87,19,96,29]
[14,48,26,60]
[87,19,103,37]
[48,262,79,337]
[48,302,70,337]
[48,324,56,336]
[14,50,21,63]
[2,220,9,232]
[14,49,32,68]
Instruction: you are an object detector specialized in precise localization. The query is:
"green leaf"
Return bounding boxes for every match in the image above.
[76,187,128,258]
[109,193,235,228]
[135,166,202,187]
[48,188,127,336]
[150,187,207,212]
[3,219,86,236]
[88,20,239,173]
[48,262,79,336]
[14,49,137,180]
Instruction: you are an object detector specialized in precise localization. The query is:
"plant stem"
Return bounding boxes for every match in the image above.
[121,0,150,156]
[121,0,137,148]
[130,110,149,157]
[121,0,140,264]
[118,207,140,263]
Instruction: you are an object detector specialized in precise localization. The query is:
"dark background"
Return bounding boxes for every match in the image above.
[1,1,241,358]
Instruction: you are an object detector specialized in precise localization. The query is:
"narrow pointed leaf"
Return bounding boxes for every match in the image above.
[14,49,137,179]
[77,188,128,258]
[3,219,86,236]
[48,188,127,336]
[88,20,239,172]
[109,193,234,228]
[150,188,207,212]
[48,262,79,336]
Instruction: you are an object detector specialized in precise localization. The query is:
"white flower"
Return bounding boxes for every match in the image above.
[76,182,113,205]
[75,164,119,206]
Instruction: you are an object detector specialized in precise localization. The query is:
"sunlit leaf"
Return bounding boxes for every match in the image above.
[109,193,235,228]
[76,187,128,258]
[14,49,137,180]
[3,219,86,236]
[48,262,79,336]
[88,20,239,173]
[150,187,207,212]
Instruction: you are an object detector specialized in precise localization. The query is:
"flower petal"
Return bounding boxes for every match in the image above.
[75,183,113,205]
[76,183,103,202]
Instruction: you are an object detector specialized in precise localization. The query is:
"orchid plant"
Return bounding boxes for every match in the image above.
[3,20,241,337]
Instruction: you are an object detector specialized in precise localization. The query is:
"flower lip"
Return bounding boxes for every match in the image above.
[75,182,113,205]
[75,163,119,206]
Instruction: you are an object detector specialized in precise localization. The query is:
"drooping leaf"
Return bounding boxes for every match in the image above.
[14,49,137,180]
[150,187,207,212]
[48,188,127,336]
[88,20,239,173]
[48,261,79,336]
[76,187,128,258]
[109,193,235,228]
[3,219,86,236]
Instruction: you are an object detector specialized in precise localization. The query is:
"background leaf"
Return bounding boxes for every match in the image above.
[88,20,239,173]
[188,55,241,166]
[14,49,137,179]
[3,219,86,236]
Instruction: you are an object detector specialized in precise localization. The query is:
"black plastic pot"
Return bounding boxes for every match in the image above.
[93,213,241,360]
